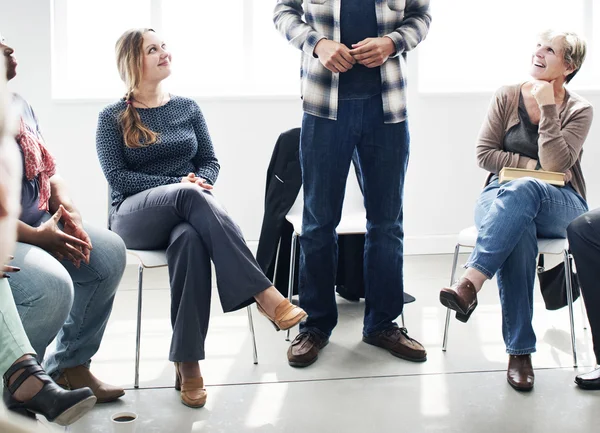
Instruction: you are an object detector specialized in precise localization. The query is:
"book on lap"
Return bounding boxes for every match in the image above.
[499,167,565,187]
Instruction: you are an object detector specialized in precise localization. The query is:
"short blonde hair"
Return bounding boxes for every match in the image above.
[539,30,587,83]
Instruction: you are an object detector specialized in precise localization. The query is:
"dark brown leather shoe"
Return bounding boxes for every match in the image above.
[287,331,329,368]
[56,366,125,403]
[363,327,427,362]
[507,355,534,391]
[440,277,478,322]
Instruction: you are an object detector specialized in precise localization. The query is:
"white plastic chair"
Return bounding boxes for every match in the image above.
[126,249,258,389]
[283,166,407,341]
[441,225,580,367]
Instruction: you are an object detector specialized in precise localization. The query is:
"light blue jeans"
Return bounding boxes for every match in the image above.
[8,213,126,376]
[467,176,588,355]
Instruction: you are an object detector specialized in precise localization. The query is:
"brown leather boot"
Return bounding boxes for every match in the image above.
[55,366,124,403]
[507,355,534,391]
[440,277,478,322]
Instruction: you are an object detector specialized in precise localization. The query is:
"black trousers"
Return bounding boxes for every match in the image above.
[567,208,600,364]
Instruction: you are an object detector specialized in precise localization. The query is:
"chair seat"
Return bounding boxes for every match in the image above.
[457,226,569,255]
[127,249,168,268]
[286,213,367,236]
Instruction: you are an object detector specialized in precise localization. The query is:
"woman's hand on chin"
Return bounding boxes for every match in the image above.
[531,79,556,107]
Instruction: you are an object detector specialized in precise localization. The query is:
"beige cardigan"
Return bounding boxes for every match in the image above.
[476,83,593,200]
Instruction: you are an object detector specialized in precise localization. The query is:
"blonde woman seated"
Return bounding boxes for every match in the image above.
[96,28,307,408]
[440,30,592,391]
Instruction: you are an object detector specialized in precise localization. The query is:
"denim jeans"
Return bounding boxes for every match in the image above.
[299,94,410,338]
[9,213,126,376]
[467,176,588,354]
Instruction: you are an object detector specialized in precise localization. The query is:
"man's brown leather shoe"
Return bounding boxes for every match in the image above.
[287,331,329,368]
[507,355,534,391]
[56,365,125,403]
[440,277,478,322]
[363,327,427,362]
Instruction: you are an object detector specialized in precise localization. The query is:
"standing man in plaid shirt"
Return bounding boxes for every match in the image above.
[274,0,431,367]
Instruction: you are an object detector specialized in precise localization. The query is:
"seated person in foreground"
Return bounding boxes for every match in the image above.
[0,63,96,425]
[1,32,127,404]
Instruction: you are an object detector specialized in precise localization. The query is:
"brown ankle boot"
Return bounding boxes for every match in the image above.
[507,355,534,391]
[440,277,478,322]
[55,366,124,403]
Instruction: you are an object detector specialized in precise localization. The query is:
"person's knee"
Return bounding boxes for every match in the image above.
[168,223,202,252]
[499,177,546,202]
[173,183,209,205]
[567,213,591,246]
[504,177,545,192]
[170,222,199,240]
[15,266,74,328]
[88,228,127,280]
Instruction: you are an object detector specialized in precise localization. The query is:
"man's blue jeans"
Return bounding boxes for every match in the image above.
[467,176,588,354]
[298,94,410,338]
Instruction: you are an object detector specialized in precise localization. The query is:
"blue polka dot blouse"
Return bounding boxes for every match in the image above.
[96,96,220,205]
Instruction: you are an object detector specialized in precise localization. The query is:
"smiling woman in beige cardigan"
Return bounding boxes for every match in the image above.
[439,30,593,392]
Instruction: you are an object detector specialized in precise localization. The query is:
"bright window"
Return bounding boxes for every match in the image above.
[418,0,598,92]
[51,0,301,99]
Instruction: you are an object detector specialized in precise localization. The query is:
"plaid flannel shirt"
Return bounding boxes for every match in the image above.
[274,0,431,124]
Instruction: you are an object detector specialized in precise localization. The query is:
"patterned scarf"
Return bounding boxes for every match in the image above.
[15,117,56,210]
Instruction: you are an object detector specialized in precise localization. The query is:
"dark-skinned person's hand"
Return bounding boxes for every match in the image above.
[60,205,93,266]
[35,205,91,267]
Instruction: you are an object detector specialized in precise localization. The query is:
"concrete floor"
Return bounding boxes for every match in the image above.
[23,254,600,432]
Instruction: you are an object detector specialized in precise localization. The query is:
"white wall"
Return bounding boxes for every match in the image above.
[2,0,600,255]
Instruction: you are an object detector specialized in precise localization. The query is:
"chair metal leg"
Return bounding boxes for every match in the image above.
[246,306,258,364]
[442,244,461,352]
[580,296,588,331]
[286,233,298,342]
[401,312,405,328]
[564,251,578,367]
[272,238,281,285]
[134,264,144,389]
